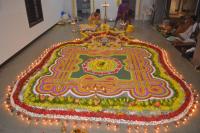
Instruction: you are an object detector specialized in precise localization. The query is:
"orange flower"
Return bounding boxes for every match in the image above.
[154,101,161,107]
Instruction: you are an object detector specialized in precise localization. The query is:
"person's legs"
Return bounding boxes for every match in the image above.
[114,16,121,28]
[174,41,195,53]
[172,39,183,46]
[124,14,132,29]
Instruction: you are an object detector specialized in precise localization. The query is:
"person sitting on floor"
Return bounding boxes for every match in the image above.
[88,9,101,25]
[173,16,196,36]
[157,19,175,36]
[182,32,200,71]
[158,16,193,37]
[167,16,199,46]
[181,22,200,59]
[191,32,200,70]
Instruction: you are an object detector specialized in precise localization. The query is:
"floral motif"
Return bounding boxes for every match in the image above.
[82,57,122,75]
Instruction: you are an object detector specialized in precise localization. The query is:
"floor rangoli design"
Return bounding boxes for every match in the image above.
[8,31,196,127]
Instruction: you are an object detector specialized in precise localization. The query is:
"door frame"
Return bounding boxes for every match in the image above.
[72,0,93,17]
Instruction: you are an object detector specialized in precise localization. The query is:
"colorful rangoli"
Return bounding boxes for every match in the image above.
[6,30,197,128]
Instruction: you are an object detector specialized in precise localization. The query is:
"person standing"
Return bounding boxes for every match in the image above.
[114,0,130,28]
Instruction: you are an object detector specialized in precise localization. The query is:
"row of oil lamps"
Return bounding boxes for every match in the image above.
[3,40,200,133]
[4,83,199,133]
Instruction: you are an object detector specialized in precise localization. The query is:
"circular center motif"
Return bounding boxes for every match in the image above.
[82,57,123,75]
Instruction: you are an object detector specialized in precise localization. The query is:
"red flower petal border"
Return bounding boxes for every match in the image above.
[7,31,197,126]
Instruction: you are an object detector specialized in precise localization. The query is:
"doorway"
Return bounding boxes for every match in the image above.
[169,0,199,18]
[128,0,136,19]
[76,0,91,19]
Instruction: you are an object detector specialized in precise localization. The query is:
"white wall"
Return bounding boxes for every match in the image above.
[0,0,65,65]
[64,0,73,16]
[135,0,154,20]
[0,0,155,64]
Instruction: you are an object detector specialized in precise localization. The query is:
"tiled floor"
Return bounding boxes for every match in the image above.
[0,21,200,133]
